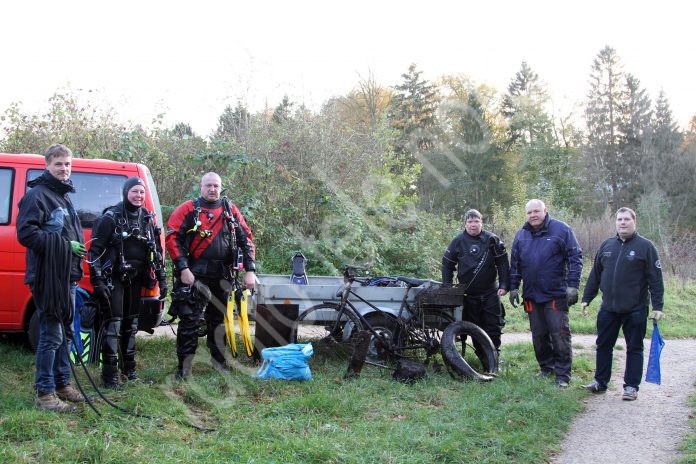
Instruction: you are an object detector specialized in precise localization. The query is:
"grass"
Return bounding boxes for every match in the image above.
[503,274,696,338]
[2,274,693,463]
[1,337,592,464]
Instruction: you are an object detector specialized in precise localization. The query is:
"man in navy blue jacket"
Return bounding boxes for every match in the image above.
[509,199,583,387]
[581,207,664,401]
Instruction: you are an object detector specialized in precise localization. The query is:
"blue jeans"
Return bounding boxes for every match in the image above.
[34,283,76,394]
[594,308,647,390]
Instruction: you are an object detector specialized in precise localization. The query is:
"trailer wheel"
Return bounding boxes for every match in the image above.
[362,313,398,361]
[290,303,363,366]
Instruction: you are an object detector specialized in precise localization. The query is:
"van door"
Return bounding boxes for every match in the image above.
[0,167,18,323]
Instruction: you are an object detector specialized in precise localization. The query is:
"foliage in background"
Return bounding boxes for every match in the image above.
[1,46,695,280]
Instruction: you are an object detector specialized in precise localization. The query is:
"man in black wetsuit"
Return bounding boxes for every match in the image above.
[442,209,510,357]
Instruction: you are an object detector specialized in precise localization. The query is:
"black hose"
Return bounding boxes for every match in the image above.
[65,320,214,432]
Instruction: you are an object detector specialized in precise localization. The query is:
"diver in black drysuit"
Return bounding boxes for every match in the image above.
[88,177,167,387]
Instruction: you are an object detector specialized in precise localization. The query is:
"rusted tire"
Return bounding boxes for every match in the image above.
[440,320,497,381]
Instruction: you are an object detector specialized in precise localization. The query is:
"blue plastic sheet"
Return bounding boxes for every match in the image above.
[254,343,313,381]
[645,320,665,385]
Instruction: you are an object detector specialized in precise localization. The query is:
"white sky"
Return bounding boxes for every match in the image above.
[2,0,693,137]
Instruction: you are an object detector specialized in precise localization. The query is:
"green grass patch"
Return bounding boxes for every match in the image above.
[1,337,594,464]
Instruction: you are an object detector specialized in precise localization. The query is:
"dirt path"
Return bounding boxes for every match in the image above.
[503,332,696,464]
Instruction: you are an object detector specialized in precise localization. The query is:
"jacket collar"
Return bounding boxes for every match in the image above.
[615,231,638,243]
[27,170,75,195]
[523,214,550,234]
[198,197,222,209]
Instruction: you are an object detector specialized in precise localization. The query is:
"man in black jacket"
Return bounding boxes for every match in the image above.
[581,207,664,401]
[442,209,510,358]
[17,144,86,412]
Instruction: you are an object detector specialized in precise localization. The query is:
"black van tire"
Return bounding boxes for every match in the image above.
[28,310,40,352]
[440,321,497,381]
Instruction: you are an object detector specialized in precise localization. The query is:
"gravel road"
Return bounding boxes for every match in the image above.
[504,332,696,464]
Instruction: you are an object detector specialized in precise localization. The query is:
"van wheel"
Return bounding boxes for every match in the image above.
[28,311,40,352]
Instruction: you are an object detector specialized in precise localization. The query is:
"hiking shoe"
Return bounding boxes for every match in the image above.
[536,371,553,379]
[622,386,638,401]
[35,393,77,413]
[583,380,607,393]
[556,379,569,388]
[56,384,85,403]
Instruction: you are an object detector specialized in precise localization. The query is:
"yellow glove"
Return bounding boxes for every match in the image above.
[650,310,664,321]
[580,302,589,317]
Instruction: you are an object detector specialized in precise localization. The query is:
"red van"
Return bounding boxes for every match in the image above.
[0,153,166,349]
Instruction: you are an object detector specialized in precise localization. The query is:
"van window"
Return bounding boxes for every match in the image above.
[144,168,164,225]
[28,170,128,228]
[0,168,13,224]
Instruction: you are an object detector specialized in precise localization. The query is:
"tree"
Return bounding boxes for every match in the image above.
[273,95,294,124]
[583,46,650,209]
[499,63,581,212]
[421,89,507,215]
[389,64,439,173]
[0,91,124,157]
[501,61,553,147]
[331,71,392,133]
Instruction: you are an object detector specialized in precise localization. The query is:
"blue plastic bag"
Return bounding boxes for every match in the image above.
[645,320,665,385]
[254,343,313,381]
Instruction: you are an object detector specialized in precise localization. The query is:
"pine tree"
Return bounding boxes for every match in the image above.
[583,46,647,209]
[501,61,553,147]
[389,64,439,169]
[421,90,506,215]
[215,103,251,142]
[619,73,653,203]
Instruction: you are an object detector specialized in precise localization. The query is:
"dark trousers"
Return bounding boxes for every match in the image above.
[176,276,229,368]
[594,308,647,390]
[463,290,505,350]
[526,298,572,382]
[102,272,142,375]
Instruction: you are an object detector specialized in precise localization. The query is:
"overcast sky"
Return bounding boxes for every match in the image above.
[2,0,693,136]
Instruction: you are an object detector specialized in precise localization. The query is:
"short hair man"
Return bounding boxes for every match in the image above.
[442,209,509,364]
[509,199,583,388]
[166,172,256,379]
[581,207,664,401]
[17,144,87,412]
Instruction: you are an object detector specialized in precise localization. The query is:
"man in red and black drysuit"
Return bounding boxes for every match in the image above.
[166,172,256,379]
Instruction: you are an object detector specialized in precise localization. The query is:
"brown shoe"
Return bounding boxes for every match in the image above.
[35,393,77,413]
[56,384,85,403]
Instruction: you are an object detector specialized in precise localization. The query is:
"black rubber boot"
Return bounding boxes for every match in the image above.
[102,318,122,389]
[121,316,139,381]
[175,356,191,381]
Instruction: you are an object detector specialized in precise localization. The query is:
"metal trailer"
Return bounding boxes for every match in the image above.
[251,274,463,322]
